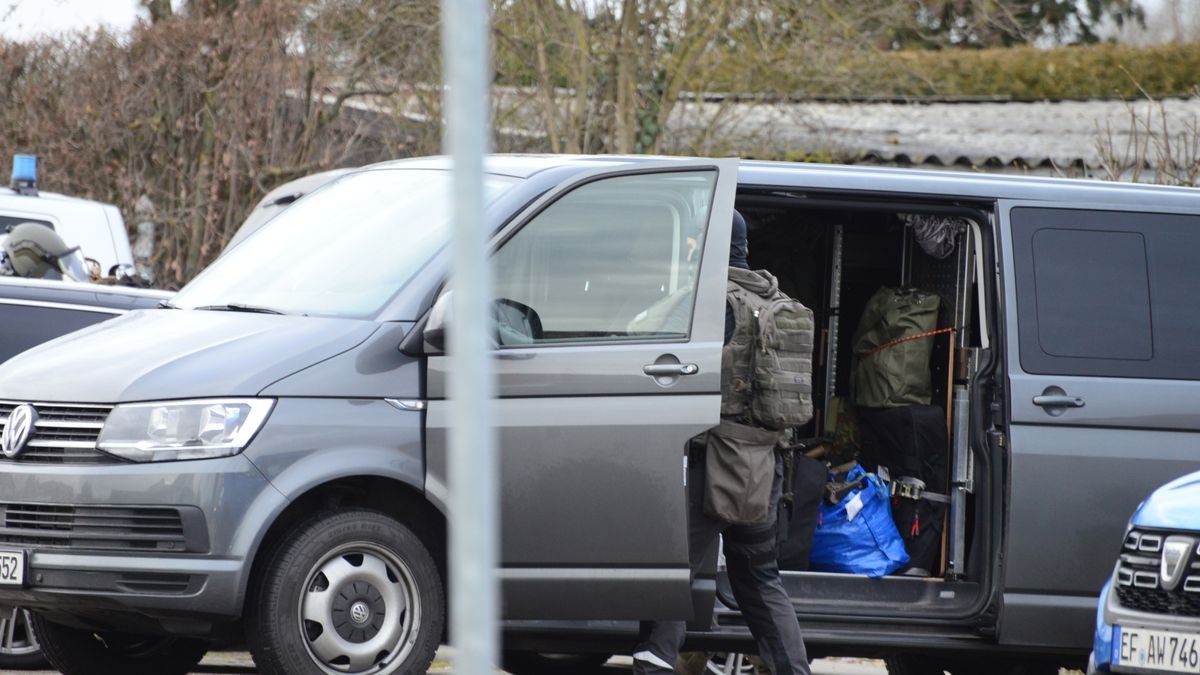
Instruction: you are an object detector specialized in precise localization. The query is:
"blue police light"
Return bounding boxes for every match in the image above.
[10,154,37,196]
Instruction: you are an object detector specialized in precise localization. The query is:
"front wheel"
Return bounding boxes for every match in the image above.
[0,606,47,669]
[247,508,444,675]
[30,614,207,675]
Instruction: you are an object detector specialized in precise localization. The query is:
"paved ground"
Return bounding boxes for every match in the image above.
[7,649,1092,674]
[8,648,891,674]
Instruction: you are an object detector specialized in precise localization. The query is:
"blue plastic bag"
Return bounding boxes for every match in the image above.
[809,464,909,578]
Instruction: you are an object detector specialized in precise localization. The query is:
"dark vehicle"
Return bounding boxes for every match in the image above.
[0,155,1195,675]
[1089,471,1200,675]
[0,276,169,668]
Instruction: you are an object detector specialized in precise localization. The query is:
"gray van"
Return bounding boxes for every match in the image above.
[0,155,1195,675]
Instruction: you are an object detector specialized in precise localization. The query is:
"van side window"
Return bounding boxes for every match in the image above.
[0,304,114,363]
[0,217,53,233]
[1012,207,1200,379]
[492,170,717,345]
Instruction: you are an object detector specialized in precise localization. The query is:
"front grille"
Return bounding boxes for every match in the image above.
[0,503,192,552]
[1115,528,1200,617]
[0,401,120,464]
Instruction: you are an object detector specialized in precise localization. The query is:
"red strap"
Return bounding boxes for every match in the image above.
[860,327,955,357]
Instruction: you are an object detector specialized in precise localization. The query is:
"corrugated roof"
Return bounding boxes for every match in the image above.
[665,97,1200,173]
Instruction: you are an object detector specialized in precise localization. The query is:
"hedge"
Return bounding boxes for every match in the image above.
[768,42,1200,100]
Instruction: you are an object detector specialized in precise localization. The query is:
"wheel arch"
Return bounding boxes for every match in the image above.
[241,474,447,619]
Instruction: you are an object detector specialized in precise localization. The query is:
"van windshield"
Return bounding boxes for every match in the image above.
[173,169,518,318]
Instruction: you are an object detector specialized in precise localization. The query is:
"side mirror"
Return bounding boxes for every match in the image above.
[423,291,452,354]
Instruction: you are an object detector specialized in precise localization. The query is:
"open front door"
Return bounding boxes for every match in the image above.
[426,159,739,620]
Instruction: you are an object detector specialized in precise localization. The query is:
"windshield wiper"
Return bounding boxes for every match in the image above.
[194,303,287,315]
[158,299,178,309]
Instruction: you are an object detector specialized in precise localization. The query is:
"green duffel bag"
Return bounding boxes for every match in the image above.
[850,287,942,408]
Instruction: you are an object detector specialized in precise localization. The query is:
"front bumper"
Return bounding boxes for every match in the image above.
[1091,580,1115,673]
[1093,573,1200,674]
[0,453,284,635]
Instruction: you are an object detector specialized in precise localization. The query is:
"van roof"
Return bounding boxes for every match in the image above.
[0,275,172,300]
[368,154,1200,211]
[0,187,113,208]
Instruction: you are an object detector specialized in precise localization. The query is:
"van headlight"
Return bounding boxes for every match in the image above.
[98,399,274,462]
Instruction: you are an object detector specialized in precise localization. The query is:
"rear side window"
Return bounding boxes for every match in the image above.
[1012,207,1200,379]
[0,304,114,363]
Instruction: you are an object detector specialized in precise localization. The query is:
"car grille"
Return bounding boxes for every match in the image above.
[0,503,193,552]
[1115,528,1200,617]
[0,401,121,464]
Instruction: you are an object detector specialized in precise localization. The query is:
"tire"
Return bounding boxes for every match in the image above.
[0,607,47,670]
[30,613,207,675]
[502,650,611,674]
[247,508,444,675]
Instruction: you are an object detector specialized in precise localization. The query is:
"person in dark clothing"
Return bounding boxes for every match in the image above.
[632,211,811,675]
[725,209,748,340]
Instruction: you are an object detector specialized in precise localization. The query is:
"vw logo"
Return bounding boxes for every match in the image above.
[349,601,371,625]
[1,404,37,458]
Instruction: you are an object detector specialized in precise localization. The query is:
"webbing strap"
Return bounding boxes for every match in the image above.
[859,327,955,357]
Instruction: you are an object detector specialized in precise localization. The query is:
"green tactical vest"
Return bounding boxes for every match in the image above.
[721,267,815,431]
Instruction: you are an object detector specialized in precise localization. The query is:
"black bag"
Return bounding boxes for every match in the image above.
[856,405,948,575]
[777,453,826,571]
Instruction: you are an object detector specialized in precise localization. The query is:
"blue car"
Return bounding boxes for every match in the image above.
[1091,471,1200,674]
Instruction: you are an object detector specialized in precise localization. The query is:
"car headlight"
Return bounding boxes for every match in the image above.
[97,398,274,462]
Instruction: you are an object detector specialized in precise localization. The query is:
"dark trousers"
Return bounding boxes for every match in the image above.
[632,452,811,675]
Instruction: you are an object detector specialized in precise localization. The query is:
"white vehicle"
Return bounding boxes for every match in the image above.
[0,155,134,276]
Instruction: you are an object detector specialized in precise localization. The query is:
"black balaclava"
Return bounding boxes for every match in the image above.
[729,209,749,269]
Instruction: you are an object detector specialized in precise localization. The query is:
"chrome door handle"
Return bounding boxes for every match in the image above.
[643,363,699,377]
[1032,395,1085,408]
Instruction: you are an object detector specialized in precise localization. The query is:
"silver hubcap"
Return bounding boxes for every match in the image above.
[299,543,419,674]
[0,607,39,656]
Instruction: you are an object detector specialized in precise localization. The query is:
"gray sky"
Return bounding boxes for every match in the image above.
[0,0,1179,42]
[0,0,148,40]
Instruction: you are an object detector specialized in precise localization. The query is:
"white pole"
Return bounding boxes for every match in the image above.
[441,0,497,673]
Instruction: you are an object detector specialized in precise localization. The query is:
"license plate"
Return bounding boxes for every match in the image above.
[0,550,24,587]
[1116,625,1200,673]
